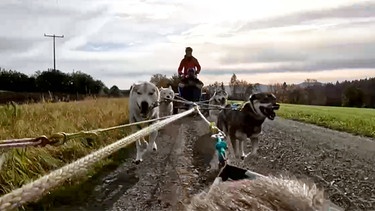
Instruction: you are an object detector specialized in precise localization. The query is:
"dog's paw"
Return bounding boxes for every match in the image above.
[241,152,253,160]
[152,143,158,151]
[133,159,142,165]
[147,145,158,151]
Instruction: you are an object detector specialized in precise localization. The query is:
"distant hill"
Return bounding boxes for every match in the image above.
[221,80,324,94]
[297,80,323,88]
[254,84,272,92]
[222,84,272,94]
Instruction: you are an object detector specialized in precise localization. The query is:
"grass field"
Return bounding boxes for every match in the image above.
[0,98,130,209]
[276,103,375,138]
[230,100,375,138]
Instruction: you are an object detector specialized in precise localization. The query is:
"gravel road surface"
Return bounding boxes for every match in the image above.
[49,116,375,211]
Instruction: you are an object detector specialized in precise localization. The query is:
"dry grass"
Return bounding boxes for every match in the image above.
[0,98,130,205]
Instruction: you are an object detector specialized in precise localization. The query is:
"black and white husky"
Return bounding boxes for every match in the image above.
[216,92,280,159]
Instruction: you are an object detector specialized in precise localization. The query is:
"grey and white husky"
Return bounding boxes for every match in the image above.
[129,81,160,164]
[208,85,228,123]
[159,85,175,117]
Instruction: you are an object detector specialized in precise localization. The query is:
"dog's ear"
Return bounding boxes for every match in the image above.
[249,94,257,102]
[131,83,137,91]
[240,102,252,113]
[132,83,142,91]
[168,85,172,90]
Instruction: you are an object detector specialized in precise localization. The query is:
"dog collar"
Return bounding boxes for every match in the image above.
[159,99,171,104]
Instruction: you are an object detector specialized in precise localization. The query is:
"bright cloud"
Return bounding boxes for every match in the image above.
[0,0,374,89]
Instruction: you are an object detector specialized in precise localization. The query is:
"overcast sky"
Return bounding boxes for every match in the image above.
[1,0,374,89]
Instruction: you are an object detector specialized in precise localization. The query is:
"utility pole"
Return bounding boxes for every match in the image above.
[44,34,64,71]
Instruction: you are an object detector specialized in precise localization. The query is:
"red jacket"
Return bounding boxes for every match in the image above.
[178,56,201,76]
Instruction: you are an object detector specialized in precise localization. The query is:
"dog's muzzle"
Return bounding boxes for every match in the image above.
[260,103,280,120]
[272,103,280,110]
[161,97,172,104]
[220,97,226,105]
[140,101,149,117]
[161,95,172,103]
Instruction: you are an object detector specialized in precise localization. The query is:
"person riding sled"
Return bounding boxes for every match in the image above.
[177,47,204,101]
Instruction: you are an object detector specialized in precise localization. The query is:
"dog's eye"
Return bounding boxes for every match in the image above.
[137,92,141,95]
[148,92,154,95]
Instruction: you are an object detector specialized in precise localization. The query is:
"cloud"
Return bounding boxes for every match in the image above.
[0,0,374,89]
[237,1,375,31]
[215,39,375,71]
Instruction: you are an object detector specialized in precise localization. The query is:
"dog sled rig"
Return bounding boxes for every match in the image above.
[168,71,264,183]
[167,89,344,211]
[167,89,264,185]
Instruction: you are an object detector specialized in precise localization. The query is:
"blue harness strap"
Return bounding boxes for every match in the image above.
[215,136,228,165]
[209,122,228,166]
[230,102,241,110]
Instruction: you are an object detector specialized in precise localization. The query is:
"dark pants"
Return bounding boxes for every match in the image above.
[179,86,201,102]
[178,76,203,103]
[178,86,184,97]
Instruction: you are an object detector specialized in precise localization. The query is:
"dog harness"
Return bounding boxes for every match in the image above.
[230,103,241,110]
[215,135,228,166]
[209,122,228,167]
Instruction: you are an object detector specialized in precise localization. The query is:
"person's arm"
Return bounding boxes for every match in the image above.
[195,58,201,74]
[178,59,184,76]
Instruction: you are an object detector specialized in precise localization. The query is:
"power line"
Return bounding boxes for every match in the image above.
[44,34,64,71]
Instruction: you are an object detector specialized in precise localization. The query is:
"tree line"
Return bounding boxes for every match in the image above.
[0,68,132,104]
[270,78,375,108]
[0,68,108,94]
[2,67,372,108]
[226,74,375,108]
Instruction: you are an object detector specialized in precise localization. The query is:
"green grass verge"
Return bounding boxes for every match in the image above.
[228,100,375,138]
[276,103,375,138]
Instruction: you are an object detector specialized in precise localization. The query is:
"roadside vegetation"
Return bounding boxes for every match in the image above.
[275,103,375,138]
[0,98,131,209]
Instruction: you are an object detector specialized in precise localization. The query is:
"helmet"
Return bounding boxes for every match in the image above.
[185,47,193,53]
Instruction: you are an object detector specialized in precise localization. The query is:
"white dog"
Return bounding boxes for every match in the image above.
[159,85,175,117]
[208,86,228,123]
[129,81,160,164]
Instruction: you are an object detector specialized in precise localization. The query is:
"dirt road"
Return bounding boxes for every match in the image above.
[50,116,375,211]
